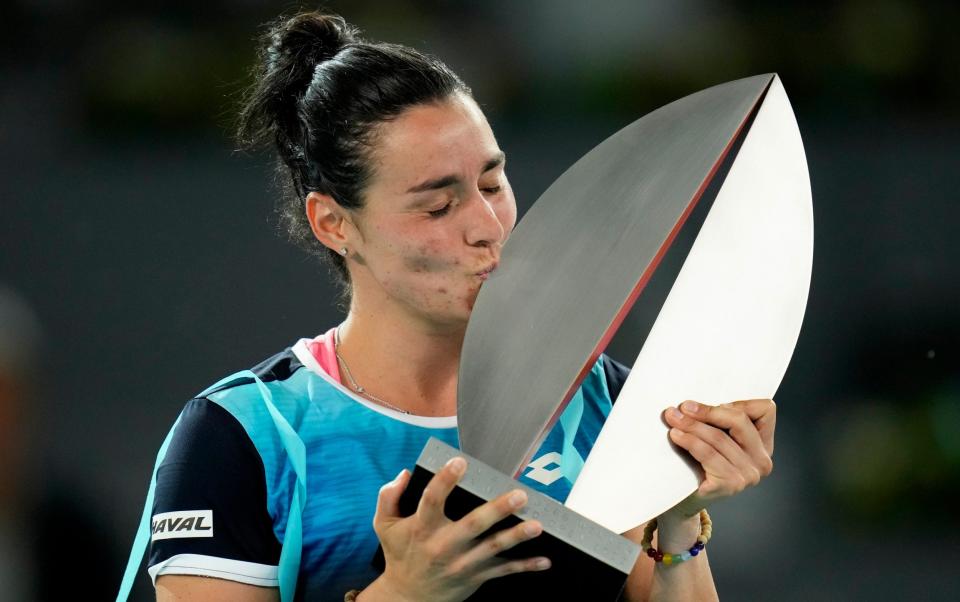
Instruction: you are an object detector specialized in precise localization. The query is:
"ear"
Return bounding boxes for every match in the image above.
[305,192,359,253]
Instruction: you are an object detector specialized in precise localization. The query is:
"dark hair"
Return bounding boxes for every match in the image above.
[237,12,471,285]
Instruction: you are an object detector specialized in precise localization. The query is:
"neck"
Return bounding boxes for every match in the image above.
[336,297,466,417]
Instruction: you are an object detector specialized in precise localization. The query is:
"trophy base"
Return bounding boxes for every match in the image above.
[374,437,640,600]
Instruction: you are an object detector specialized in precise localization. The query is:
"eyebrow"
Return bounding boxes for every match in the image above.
[405,152,506,194]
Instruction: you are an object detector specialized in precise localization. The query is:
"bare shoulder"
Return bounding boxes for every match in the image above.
[155,575,280,602]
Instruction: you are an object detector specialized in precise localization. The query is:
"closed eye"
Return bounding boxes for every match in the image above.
[482,186,502,194]
[428,203,452,218]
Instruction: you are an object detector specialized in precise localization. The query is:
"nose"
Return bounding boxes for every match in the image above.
[464,191,505,248]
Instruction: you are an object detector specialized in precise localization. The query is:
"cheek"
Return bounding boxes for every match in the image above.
[401,239,458,273]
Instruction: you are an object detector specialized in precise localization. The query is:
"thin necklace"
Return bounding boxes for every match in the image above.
[334,329,411,415]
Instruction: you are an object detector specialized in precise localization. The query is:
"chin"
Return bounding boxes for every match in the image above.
[447,303,475,328]
[465,289,481,313]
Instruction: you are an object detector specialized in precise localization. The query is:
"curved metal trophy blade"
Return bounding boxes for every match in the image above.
[459,74,775,476]
[565,75,813,533]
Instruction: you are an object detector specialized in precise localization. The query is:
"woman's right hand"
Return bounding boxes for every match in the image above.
[360,456,551,602]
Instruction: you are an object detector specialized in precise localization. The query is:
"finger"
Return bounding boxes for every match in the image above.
[669,415,758,482]
[452,519,543,570]
[725,398,776,456]
[671,402,770,473]
[448,488,529,542]
[723,398,776,421]
[668,428,741,496]
[373,469,410,531]
[472,555,551,583]
[416,456,466,527]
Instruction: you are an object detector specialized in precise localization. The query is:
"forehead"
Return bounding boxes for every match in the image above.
[369,95,500,190]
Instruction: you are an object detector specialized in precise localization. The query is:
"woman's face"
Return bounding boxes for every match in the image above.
[347,93,517,328]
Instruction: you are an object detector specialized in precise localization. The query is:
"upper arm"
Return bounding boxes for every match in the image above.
[148,399,282,590]
[156,575,279,602]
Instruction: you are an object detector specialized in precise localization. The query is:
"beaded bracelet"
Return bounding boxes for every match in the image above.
[640,509,712,565]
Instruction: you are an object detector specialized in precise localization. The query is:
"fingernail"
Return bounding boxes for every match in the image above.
[669,407,684,420]
[394,468,407,482]
[509,490,527,508]
[682,401,700,414]
[523,521,541,536]
[446,457,466,475]
[536,558,551,570]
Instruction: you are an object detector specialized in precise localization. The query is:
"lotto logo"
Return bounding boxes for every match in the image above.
[151,510,214,541]
[524,452,564,486]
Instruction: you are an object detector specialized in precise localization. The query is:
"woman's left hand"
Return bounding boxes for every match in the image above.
[661,398,776,518]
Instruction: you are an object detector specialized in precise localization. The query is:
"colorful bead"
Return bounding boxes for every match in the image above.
[639,509,712,566]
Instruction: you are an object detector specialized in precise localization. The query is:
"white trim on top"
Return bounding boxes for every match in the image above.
[292,338,458,429]
[148,553,279,588]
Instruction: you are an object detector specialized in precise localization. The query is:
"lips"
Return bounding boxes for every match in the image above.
[476,261,499,280]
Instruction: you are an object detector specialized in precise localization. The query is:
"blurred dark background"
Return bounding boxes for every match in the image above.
[1,0,957,600]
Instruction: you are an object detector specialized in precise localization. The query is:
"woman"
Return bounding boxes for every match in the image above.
[139,11,776,602]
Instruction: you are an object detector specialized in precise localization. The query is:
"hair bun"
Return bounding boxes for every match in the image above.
[269,12,358,68]
[237,12,361,153]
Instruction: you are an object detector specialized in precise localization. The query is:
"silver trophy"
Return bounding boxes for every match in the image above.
[388,74,812,599]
